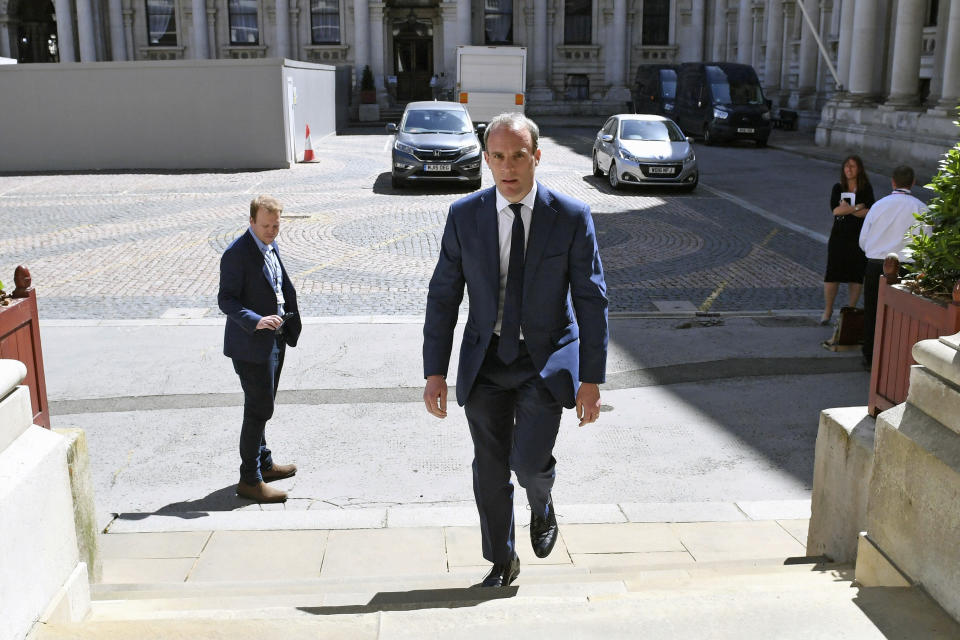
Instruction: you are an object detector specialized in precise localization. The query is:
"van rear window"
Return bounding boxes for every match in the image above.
[658,69,677,98]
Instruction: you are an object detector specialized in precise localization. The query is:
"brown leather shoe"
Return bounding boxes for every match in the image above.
[236,480,287,503]
[262,462,297,482]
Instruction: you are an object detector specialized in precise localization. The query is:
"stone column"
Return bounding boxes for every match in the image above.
[690,0,705,61]
[797,0,819,99]
[835,0,855,93]
[0,18,11,59]
[763,0,784,95]
[107,0,127,59]
[886,0,925,106]
[846,0,878,100]
[275,0,290,58]
[441,1,458,81]
[369,2,385,99]
[76,0,98,61]
[206,0,217,57]
[457,0,470,47]
[530,0,552,100]
[937,0,960,110]
[288,1,299,57]
[712,0,727,60]
[353,0,370,86]
[54,0,77,61]
[603,0,628,100]
[737,0,752,64]
[124,0,136,60]
[192,0,209,58]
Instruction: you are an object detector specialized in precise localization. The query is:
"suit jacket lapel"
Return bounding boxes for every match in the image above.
[476,188,501,311]
[523,183,557,293]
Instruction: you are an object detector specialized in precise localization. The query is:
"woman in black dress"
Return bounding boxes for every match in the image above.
[822,155,874,325]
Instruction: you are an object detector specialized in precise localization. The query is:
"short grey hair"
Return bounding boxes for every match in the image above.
[483,112,540,151]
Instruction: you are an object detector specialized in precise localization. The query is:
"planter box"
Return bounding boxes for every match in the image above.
[869,277,960,416]
[0,267,49,428]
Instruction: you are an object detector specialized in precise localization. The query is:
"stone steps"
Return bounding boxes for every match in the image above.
[28,557,960,638]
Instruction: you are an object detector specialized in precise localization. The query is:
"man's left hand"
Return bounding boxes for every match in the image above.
[576,383,601,427]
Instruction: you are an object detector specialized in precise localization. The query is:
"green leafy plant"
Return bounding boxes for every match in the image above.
[904,109,960,300]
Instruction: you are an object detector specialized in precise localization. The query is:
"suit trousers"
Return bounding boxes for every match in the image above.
[232,335,285,484]
[862,260,907,363]
[464,338,563,564]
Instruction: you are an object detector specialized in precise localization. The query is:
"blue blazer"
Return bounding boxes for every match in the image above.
[423,183,608,408]
[218,229,302,363]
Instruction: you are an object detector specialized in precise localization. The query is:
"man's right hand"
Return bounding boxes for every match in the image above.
[256,315,283,331]
[423,375,448,418]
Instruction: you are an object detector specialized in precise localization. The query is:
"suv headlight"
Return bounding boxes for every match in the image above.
[394,141,416,154]
[460,143,480,154]
[713,108,729,120]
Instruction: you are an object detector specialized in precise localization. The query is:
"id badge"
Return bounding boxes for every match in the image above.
[276,291,285,305]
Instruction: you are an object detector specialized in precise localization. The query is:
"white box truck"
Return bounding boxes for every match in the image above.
[455,46,527,124]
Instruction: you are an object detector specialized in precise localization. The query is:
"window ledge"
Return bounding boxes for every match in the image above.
[222,45,267,59]
[138,45,184,60]
[304,44,349,62]
[558,45,600,60]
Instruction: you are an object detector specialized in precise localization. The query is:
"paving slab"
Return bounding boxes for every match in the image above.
[671,521,806,562]
[188,530,328,582]
[737,499,811,520]
[778,519,811,548]
[570,551,694,569]
[98,532,211,559]
[107,509,387,533]
[101,558,196,584]
[443,526,572,568]
[559,523,685,554]
[620,501,746,523]
[320,528,446,579]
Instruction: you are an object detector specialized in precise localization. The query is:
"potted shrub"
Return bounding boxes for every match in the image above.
[868,110,960,415]
[360,65,377,104]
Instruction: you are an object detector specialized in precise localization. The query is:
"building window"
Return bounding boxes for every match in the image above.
[564,0,591,45]
[642,0,669,46]
[145,0,177,46]
[311,0,340,44]
[566,74,589,99]
[229,0,260,45]
[926,0,939,26]
[484,0,513,44]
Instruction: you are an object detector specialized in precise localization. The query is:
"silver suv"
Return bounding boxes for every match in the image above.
[386,101,483,190]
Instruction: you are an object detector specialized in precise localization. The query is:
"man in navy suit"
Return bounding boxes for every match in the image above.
[423,113,608,587]
[219,195,302,503]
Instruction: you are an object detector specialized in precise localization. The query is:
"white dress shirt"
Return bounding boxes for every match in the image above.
[858,188,929,261]
[493,184,536,335]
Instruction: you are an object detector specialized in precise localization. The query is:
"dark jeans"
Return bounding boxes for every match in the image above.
[232,337,285,484]
[464,339,563,564]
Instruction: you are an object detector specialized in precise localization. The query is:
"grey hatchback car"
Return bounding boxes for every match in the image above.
[592,114,698,191]
[386,101,483,190]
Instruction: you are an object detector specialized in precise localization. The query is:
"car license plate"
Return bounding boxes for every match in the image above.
[424,164,451,172]
[737,127,755,134]
[649,167,675,175]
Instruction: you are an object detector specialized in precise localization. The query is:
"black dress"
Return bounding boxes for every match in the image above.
[824,182,875,283]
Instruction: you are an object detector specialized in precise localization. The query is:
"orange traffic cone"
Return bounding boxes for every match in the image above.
[302,124,319,163]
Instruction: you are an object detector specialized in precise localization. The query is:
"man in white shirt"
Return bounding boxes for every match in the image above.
[858,166,929,369]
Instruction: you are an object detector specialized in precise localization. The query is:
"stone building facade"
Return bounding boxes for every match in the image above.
[2,1,957,164]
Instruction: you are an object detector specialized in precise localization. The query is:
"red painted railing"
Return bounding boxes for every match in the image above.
[0,266,50,429]
[869,257,960,417]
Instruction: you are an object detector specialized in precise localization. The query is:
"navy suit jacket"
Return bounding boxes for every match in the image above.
[218,229,302,363]
[423,183,608,408]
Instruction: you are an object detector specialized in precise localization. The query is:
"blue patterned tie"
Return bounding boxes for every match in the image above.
[497,203,525,364]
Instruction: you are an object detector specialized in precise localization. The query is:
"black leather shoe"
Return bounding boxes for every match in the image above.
[531,502,558,558]
[479,554,519,587]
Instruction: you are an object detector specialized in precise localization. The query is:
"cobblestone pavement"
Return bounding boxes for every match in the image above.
[0,128,825,319]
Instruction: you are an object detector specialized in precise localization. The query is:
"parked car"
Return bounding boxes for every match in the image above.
[592,114,698,191]
[631,64,677,118]
[674,62,772,146]
[386,101,483,189]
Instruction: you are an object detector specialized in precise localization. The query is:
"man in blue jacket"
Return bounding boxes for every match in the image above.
[423,113,609,587]
[219,195,302,503]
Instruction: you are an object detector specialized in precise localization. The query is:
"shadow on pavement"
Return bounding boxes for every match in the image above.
[372,172,480,196]
[116,485,247,518]
[297,586,517,615]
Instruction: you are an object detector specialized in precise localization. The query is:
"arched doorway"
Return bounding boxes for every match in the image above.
[14,0,59,62]
[392,12,433,102]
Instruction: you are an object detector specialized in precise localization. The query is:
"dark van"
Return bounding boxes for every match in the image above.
[675,62,772,146]
[631,64,677,117]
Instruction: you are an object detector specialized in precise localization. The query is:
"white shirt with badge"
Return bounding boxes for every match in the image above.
[858,188,929,261]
